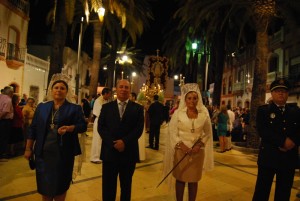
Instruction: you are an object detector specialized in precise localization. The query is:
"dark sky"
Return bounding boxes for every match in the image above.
[137,0,177,56]
[27,0,176,56]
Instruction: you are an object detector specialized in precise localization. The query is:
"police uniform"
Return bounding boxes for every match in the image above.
[253,79,300,201]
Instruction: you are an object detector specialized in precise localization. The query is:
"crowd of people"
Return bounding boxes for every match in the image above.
[0,88,37,161]
[0,77,299,201]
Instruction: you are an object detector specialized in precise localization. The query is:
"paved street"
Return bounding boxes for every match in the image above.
[1,125,300,201]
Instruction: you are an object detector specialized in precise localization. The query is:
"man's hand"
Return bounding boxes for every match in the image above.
[283,137,295,150]
[113,139,125,152]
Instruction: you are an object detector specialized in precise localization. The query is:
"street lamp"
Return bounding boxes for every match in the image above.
[131,72,136,91]
[75,17,84,99]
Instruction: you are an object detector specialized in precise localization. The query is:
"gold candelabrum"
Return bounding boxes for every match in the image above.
[138,83,164,105]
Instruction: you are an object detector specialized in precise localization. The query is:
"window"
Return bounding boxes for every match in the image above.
[269,54,279,73]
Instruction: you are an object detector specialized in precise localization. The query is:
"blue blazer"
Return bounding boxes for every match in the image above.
[98,100,144,162]
[28,100,87,157]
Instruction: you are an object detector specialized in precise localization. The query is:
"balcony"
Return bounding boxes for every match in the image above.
[0,37,6,60]
[6,43,26,68]
[269,28,284,46]
[7,0,30,16]
[232,82,244,96]
[287,73,300,95]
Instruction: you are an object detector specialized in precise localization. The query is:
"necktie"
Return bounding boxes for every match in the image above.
[119,102,126,118]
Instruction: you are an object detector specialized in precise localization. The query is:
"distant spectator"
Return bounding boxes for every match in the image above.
[22,97,36,141]
[81,98,91,121]
[18,98,26,107]
[217,105,229,153]
[0,86,14,162]
[211,105,220,141]
[130,92,137,102]
[226,105,235,151]
[144,100,151,133]
[147,95,164,150]
[8,94,24,156]
[169,99,180,117]
[90,87,111,164]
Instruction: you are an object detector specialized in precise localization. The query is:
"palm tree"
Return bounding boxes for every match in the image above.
[86,0,152,96]
[44,0,152,96]
[45,0,79,85]
[100,39,145,85]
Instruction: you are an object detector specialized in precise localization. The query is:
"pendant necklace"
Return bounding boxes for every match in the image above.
[191,118,195,133]
[50,107,59,130]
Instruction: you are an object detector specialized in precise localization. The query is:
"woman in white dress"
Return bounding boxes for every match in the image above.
[163,83,214,201]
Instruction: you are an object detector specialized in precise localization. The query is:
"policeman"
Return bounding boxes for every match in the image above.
[252,78,300,201]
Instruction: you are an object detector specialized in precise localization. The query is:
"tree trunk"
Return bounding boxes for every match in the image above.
[89,22,103,97]
[48,0,67,86]
[212,31,225,106]
[107,52,117,89]
[247,17,269,148]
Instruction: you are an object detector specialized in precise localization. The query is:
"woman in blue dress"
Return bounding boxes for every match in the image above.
[217,105,229,153]
[24,80,87,201]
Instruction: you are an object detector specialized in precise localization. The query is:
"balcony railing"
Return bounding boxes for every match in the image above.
[7,43,26,62]
[269,28,284,46]
[8,0,30,15]
[0,37,6,58]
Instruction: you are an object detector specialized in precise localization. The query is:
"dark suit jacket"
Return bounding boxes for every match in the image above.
[28,100,87,157]
[256,102,300,169]
[98,100,144,163]
[148,101,164,125]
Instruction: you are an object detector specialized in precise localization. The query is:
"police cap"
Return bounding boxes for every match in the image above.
[270,78,290,92]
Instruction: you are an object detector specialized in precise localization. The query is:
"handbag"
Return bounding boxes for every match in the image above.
[29,155,35,170]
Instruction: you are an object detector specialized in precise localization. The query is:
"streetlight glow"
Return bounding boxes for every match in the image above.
[122,55,128,62]
[192,42,197,50]
[174,75,178,80]
[97,5,105,22]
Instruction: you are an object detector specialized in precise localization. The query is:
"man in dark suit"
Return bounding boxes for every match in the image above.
[147,94,164,150]
[252,78,300,201]
[98,79,144,201]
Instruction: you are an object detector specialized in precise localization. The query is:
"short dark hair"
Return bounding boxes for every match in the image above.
[102,87,111,95]
[154,95,159,101]
[227,104,232,110]
[131,92,137,99]
[51,80,68,91]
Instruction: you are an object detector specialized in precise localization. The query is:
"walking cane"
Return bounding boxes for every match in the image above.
[156,137,202,188]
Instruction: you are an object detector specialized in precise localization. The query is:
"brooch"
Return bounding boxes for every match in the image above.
[270,113,276,119]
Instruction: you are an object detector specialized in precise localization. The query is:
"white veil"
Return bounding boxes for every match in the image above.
[177,83,207,113]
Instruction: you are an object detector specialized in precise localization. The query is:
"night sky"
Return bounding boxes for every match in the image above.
[27,0,177,57]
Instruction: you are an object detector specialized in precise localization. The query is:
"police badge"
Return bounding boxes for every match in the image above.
[270,113,276,119]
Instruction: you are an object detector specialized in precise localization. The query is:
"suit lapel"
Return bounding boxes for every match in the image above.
[112,100,121,121]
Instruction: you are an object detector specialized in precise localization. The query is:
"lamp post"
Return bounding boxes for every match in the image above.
[75,17,84,100]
